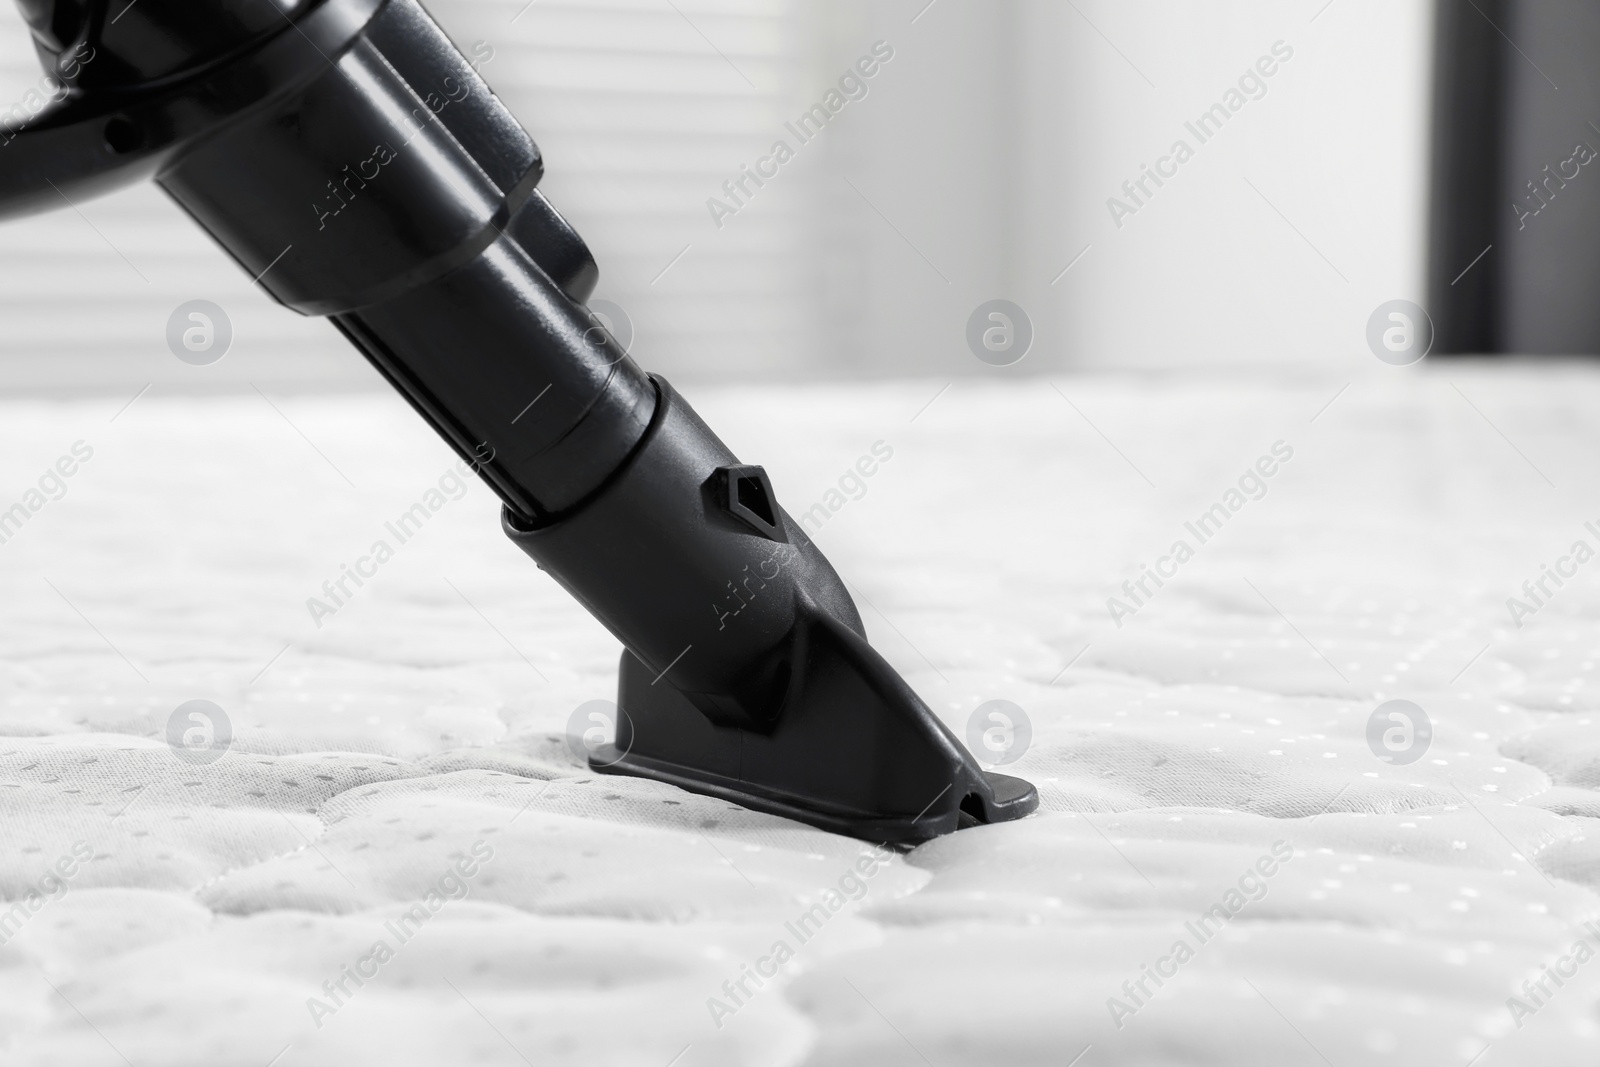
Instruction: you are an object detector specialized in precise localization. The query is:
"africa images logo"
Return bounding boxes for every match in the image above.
[1365,699,1431,766]
[965,700,1032,766]
[166,699,232,765]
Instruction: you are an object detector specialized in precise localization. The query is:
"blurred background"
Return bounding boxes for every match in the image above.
[0,0,1593,391]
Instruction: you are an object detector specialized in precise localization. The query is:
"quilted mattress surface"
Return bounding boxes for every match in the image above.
[2,367,1599,1066]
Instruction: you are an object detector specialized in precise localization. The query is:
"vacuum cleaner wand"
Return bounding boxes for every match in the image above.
[2,0,1038,841]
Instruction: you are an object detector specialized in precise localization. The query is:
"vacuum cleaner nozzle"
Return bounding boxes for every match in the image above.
[1,0,1038,842]
[506,378,1039,842]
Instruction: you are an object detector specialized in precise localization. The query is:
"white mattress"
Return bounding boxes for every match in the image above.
[2,368,1598,1065]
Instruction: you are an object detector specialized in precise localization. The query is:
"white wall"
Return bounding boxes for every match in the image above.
[0,0,1434,390]
[836,0,1436,375]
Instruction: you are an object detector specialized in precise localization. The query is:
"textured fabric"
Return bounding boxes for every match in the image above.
[2,370,1598,1065]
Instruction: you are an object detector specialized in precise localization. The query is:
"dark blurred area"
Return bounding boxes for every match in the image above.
[1430,0,1600,355]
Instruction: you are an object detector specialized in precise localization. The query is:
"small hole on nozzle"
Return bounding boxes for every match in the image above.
[103,116,143,154]
[736,476,776,527]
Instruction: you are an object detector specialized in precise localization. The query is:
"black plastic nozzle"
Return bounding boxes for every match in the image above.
[506,378,1037,840]
[0,0,1038,841]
